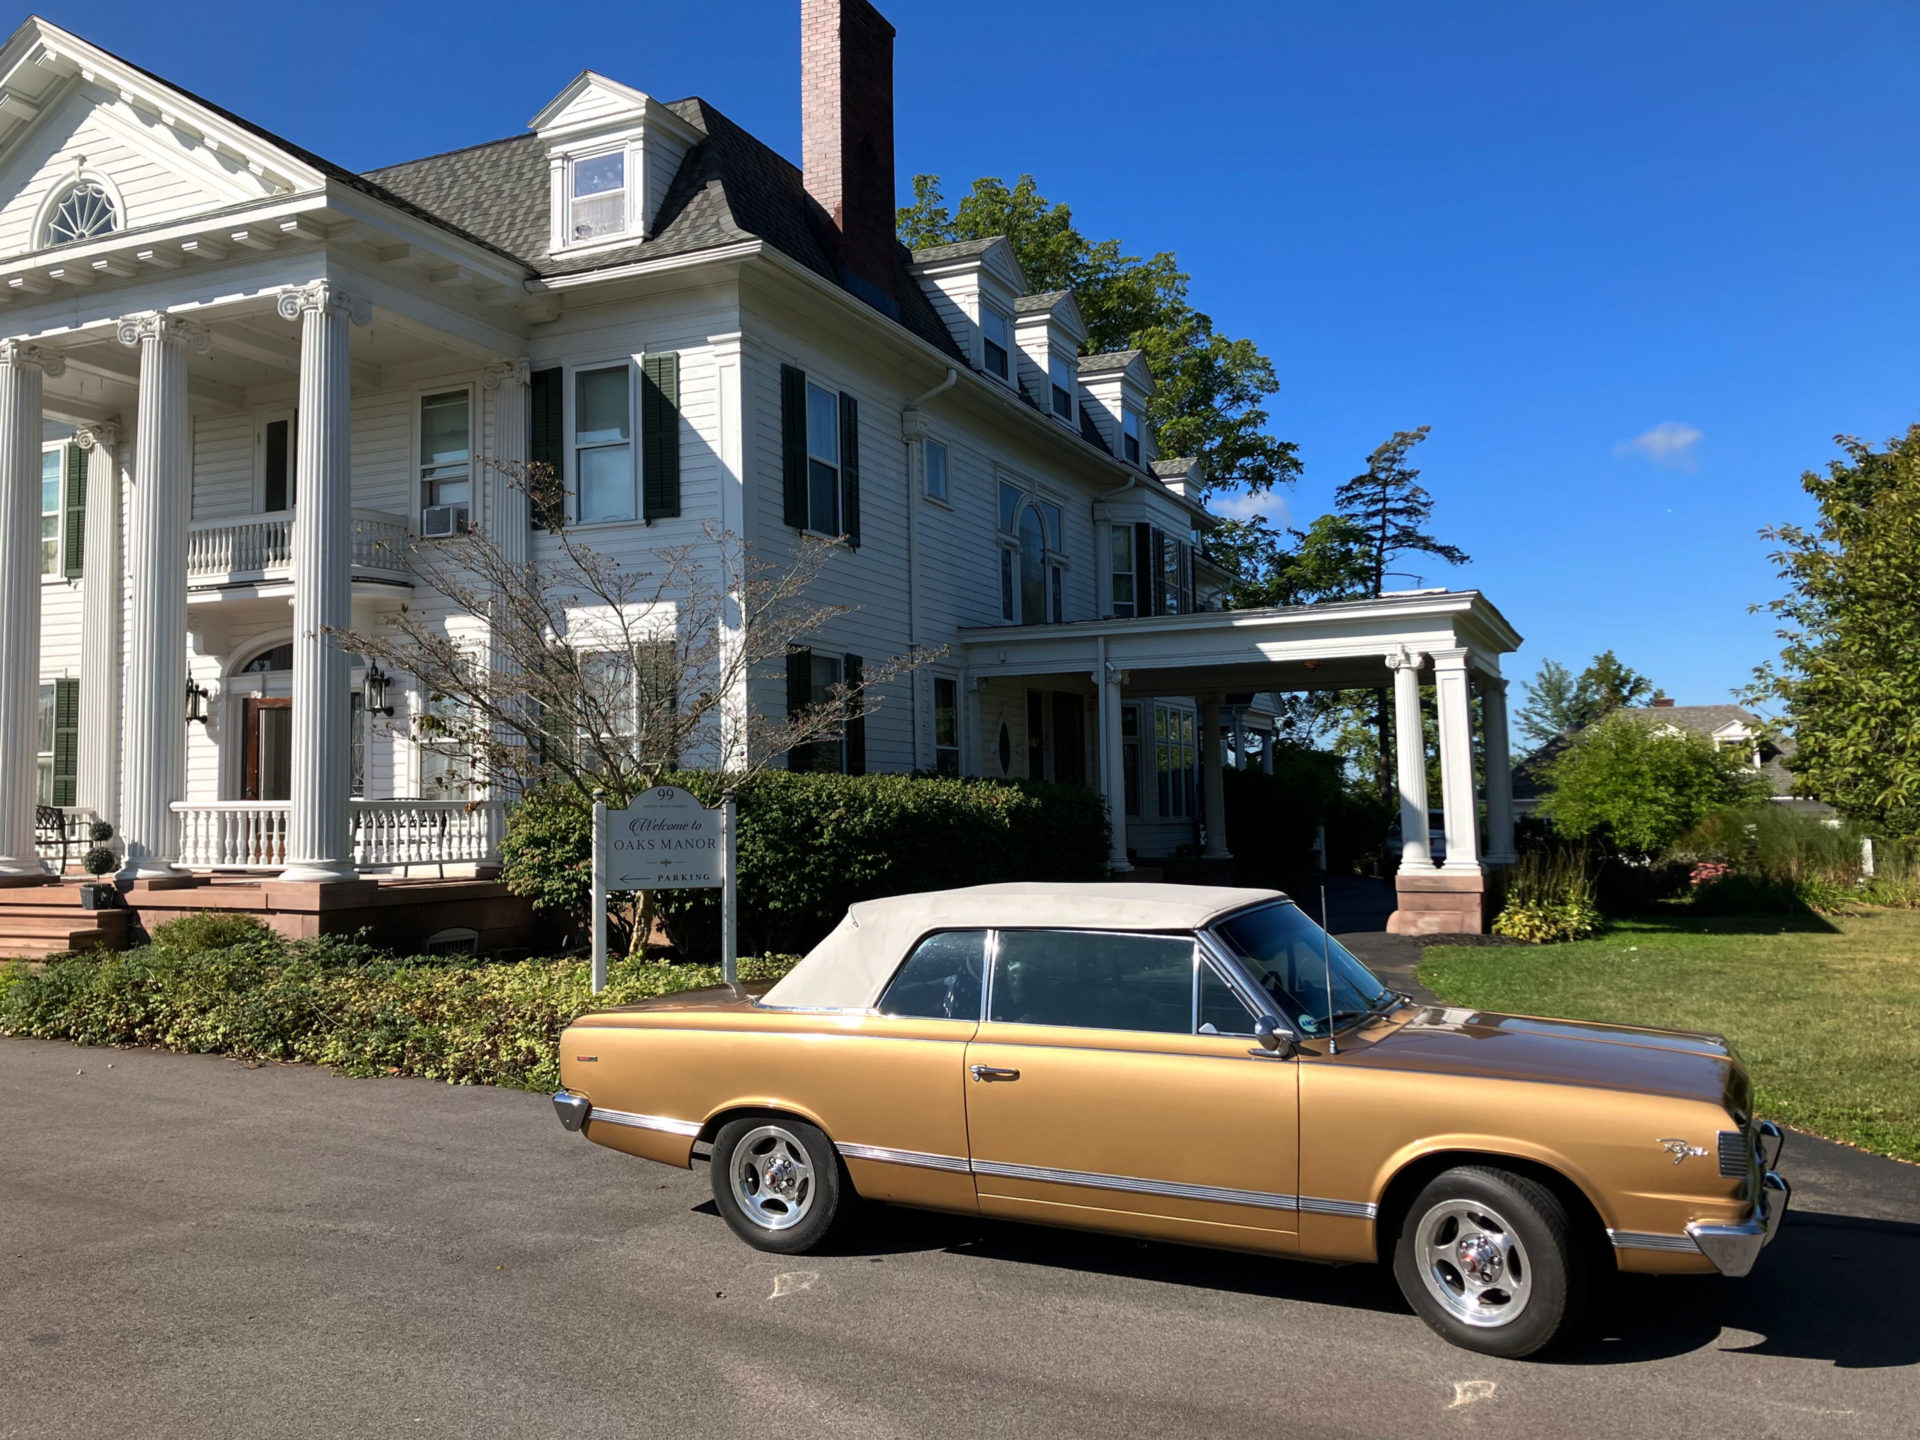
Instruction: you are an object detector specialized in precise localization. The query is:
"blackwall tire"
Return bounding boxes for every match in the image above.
[709,1116,849,1256]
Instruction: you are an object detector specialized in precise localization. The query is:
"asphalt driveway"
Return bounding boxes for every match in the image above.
[3,1035,1916,1440]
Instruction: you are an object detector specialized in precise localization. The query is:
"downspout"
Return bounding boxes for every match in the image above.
[902,367,958,766]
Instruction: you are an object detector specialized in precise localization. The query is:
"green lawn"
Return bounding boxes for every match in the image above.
[1420,911,1920,1164]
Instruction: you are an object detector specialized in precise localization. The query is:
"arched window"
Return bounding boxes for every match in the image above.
[1017,504,1047,625]
[240,643,294,673]
[42,180,117,246]
[997,481,1068,625]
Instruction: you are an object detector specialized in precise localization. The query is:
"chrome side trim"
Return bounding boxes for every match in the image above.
[836,1142,972,1174]
[972,1157,1299,1212]
[585,1106,702,1138]
[1609,1229,1703,1254]
[1297,1195,1380,1220]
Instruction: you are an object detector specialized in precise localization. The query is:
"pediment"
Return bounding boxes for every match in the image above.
[529,70,700,146]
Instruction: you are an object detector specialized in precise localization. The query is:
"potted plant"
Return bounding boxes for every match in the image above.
[79,820,118,910]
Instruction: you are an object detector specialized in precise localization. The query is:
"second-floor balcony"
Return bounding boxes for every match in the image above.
[186,509,413,590]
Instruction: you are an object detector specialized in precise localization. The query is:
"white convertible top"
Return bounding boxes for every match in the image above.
[758,882,1286,1012]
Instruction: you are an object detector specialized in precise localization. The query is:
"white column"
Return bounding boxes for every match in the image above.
[277,281,369,883]
[1387,646,1431,871]
[483,358,530,568]
[75,423,123,826]
[1260,732,1273,775]
[1097,651,1130,872]
[1200,697,1230,860]
[0,342,62,875]
[117,315,205,878]
[962,676,982,778]
[1432,646,1483,873]
[1482,674,1517,864]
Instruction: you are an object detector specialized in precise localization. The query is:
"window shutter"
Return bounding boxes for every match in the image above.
[781,364,808,529]
[1134,523,1155,616]
[843,654,865,776]
[528,367,564,528]
[641,352,681,521]
[52,677,79,807]
[839,392,860,548]
[61,445,86,579]
[785,646,813,772]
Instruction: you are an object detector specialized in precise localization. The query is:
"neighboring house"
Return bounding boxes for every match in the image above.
[0,2,1524,939]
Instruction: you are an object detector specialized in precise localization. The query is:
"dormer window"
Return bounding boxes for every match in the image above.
[1122,408,1142,464]
[569,151,627,242]
[1049,356,1075,421]
[981,307,1011,382]
[42,179,116,247]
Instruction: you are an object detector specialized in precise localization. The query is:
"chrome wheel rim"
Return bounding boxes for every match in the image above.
[1414,1197,1533,1328]
[729,1125,816,1232]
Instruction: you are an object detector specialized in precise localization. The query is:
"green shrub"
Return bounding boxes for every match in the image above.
[502,771,1110,957]
[0,935,798,1092]
[147,911,276,955]
[1491,848,1602,943]
[1540,713,1769,857]
[1670,804,1876,915]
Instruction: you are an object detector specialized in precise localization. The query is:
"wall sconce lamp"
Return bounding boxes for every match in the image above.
[363,661,395,718]
[185,676,210,725]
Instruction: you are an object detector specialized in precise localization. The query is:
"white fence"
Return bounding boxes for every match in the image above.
[171,799,505,873]
[185,509,411,580]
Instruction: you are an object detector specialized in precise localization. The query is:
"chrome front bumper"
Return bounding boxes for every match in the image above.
[552,1090,591,1132]
[1688,1165,1790,1278]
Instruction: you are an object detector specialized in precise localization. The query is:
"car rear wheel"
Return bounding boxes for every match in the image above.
[1391,1165,1585,1358]
[710,1116,849,1255]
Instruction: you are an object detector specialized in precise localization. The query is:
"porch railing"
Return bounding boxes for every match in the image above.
[171,799,505,873]
[185,509,412,581]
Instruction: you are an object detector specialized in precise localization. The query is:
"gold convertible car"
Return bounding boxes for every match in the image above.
[553,884,1788,1356]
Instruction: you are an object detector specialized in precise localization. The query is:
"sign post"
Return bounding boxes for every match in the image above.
[720,790,739,995]
[591,784,729,994]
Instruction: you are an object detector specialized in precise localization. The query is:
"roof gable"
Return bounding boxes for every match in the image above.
[528,70,702,146]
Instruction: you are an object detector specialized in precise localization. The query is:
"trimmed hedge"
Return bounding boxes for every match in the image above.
[0,916,797,1092]
[502,770,1111,956]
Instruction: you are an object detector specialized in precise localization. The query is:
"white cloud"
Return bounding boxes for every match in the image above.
[1616,421,1703,470]
[1209,489,1292,526]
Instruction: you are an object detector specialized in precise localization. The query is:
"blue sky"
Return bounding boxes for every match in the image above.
[46,0,1920,713]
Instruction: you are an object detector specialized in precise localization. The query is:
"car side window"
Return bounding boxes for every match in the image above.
[989,929,1194,1034]
[1197,961,1257,1036]
[878,929,987,1021]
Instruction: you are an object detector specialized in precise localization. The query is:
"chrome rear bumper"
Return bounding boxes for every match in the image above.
[1688,1168,1790,1277]
[552,1090,591,1132]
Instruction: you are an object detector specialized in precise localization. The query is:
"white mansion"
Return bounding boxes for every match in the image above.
[0,2,1520,939]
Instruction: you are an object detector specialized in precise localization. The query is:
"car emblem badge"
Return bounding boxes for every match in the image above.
[1658,1138,1707,1164]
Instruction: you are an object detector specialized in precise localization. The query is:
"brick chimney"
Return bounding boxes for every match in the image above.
[801,0,897,305]
[1651,697,1676,707]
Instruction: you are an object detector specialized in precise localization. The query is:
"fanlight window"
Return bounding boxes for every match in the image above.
[43,181,117,246]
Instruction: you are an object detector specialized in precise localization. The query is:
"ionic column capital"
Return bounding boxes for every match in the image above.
[276,281,371,327]
[74,421,120,452]
[482,357,530,391]
[0,339,65,377]
[116,312,212,355]
[1384,645,1425,672]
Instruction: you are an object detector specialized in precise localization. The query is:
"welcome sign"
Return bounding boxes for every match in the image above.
[605,785,722,890]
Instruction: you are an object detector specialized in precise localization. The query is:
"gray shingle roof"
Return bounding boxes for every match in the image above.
[1014,289,1073,314]
[1079,349,1142,375]
[1153,457,1198,478]
[910,237,1002,264]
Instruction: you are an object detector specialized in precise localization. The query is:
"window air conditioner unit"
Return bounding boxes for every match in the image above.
[421,504,468,539]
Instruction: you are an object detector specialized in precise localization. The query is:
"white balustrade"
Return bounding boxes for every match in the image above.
[186,509,410,581]
[169,798,504,873]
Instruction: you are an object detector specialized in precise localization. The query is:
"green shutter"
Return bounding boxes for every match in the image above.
[641,352,681,521]
[843,654,865,776]
[51,677,79,807]
[781,364,807,529]
[528,367,564,529]
[839,392,860,548]
[785,647,813,772]
[61,445,86,579]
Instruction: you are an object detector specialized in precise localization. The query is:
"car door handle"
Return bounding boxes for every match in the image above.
[970,1065,1020,1082]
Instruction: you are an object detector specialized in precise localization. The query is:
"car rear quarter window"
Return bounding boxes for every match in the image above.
[878,930,987,1020]
[989,930,1195,1034]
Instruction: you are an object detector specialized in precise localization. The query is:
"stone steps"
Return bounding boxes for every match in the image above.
[0,883,131,958]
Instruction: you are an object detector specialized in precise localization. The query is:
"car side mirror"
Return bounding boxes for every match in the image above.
[1252,1014,1295,1058]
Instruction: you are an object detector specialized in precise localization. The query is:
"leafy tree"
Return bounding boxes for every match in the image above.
[1516,651,1661,748]
[897,174,1300,495]
[1747,424,1920,835]
[1209,512,1375,610]
[1539,712,1767,856]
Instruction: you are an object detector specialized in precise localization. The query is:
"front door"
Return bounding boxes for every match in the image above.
[242,698,293,801]
[964,928,1301,1253]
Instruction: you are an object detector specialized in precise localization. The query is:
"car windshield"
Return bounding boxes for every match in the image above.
[1209,902,1396,1038]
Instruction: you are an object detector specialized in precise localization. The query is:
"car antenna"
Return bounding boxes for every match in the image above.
[1320,884,1337,1056]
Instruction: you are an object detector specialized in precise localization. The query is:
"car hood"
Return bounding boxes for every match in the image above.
[1355,1005,1749,1112]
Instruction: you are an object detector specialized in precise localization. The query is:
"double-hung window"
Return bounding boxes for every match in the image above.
[806,383,841,534]
[981,307,1011,382]
[261,412,297,512]
[1155,704,1197,819]
[933,676,960,775]
[1122,408,1142,464]
[1049,356,1075,421]
[1110,524,1136,617]
[35,682,54,803]
[788,651,845,774]
[419,390,472,529]
[569,151,627,243]
[924,439,948,502]
[40,449,60,575]
[575,366,634,522]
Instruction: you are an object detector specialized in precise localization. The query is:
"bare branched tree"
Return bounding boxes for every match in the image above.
[336,460,927,817]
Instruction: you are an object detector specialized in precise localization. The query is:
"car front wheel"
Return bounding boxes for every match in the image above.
[1391,1165,1585,1358]
[709,1116,849,1255]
